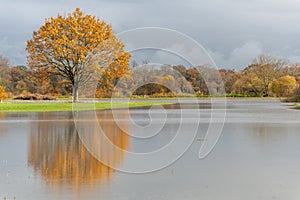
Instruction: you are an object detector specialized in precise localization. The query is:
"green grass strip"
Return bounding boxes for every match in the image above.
[0,102,171,113]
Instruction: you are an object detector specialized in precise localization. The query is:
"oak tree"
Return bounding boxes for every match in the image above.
[26,8,130,102]
[96,53,131,98]
[247,55,287,96]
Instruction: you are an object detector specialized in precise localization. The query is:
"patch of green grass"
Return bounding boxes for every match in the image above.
[0,101,171,112]
[226,94,249,98]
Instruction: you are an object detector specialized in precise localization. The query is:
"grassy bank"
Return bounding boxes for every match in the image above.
[0,101,171,112]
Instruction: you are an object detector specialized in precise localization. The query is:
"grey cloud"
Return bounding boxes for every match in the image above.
[209,41,263,69]
[0,0,300,68]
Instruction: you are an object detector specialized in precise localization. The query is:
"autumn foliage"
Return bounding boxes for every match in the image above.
[26,8,131,102]
[0,86,7,103]
[96,53,131,98]
[1,9,300,102]
[2,51,300,101]
[271,75,298,97]
[28,111,129,189]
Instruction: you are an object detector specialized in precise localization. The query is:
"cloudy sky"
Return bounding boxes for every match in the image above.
[1,0,300,69]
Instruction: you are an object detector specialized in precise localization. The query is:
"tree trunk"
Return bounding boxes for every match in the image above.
[72,83,79,103]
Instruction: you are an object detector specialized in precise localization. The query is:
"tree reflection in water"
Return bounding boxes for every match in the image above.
[0,113,8,137]
[28,110,129,189]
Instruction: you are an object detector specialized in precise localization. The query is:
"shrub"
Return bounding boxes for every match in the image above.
[13,93,56,100]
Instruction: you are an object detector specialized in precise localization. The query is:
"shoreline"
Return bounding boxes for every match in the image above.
[6,96,282,102]
[0,101,172,113]
[0,98,298,113]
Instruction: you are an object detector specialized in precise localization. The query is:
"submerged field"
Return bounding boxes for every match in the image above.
[1,100,300,200]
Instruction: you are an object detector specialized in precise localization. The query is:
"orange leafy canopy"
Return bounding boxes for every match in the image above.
[0,86,7,102]
[26,8,131,100]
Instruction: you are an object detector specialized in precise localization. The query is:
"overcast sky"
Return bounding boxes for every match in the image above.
[1,0,300,69]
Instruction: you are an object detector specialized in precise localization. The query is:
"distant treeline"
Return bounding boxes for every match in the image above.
[0,55,72,98]
[1,54,300,101]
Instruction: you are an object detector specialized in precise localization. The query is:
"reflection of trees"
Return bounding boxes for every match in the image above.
[0,112,6,119]
[28,111,129,189]
[0,113,7,136]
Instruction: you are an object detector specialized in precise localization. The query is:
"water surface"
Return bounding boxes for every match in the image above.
[1,100,300,200]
